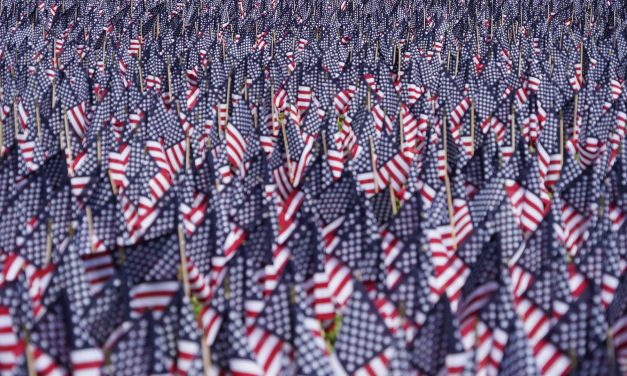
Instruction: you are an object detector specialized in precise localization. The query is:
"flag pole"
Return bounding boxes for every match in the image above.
[179,222,212,374]
[475,18,480,56]
[108,169,118,195]
[281,114,292,185]
[397,43,402,76]
[138,21,144,93]
[0,104,3,157]
[447,50,451,72]
[559,110,564,164]
[35,99,41,142]
[369,136,380,194]
[243,76,248,102]
[24,327,36,376]
[167,62,172,98]
[442,111,457,249]
[271,30,276,60]
[225,73,232,125]
[86,206,95,252]
[52,76,57,109]
[510,102,516,152]
[271,82,292,183]
[185,129,191,173]
[573,42,583,138]
[12,97,18,136]
[399,104,404,145]
[517,41,523,78]
[102,33,107,67]
[390,187,398,215]
[392,43,397,69]
[470,98,475,156]
[608,327,616,375]
[178,225,191,298]
[63,108,73,165]
[201,331,212,376]
[45,218,53,265]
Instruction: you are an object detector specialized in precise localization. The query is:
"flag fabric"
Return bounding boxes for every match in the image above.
[0,0,625,374]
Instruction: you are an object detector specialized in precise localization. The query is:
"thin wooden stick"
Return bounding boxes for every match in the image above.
[63,108,73,165]
[51,78,57,109]
[573,92,579,146]
[225,74,232,125]
[510,102,516,151]
[224,276,231,300]
[35,99,41,142]
[389,188,398,215]
[243,77,248,101]
[138,32,144,93]
[24,328,36,376]
[447,50,451,72]
[608,328,616,375]
[399,105,404,145]
[271,30,276,59]
[185,131,191,172]
[470,98,475,155]
[281,114,293,184]
[167,62,172,97]
[201,333,212,376]
[559,110,564,164]
[178,225,191,298]
[138,61,144,93]
[392,44,397,67]
[86,206,95,252]
[0,105,3,157]
[475,19,480,56]
[369,136,380,194]
[96,134,102,161]
[12,97,18,136]
[397,43,402,77]
[102,34,107,67]
[442,112,457,250]
[45,219,53,265]
[517,42,523,78]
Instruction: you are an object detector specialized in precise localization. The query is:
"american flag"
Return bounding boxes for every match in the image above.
[0,0,625,374]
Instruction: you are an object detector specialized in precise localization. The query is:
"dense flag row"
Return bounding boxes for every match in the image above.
[0,0,626,375]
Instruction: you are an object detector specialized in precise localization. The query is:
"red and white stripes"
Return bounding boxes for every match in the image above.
[129,281,180,319]
[80,251,115,296]
[70,348,104,376]
[67,101,89,139]
[513,298,571,376]
[505,180,549,236]
[556,202,589,258]
[226,122,248,177]
[0,306,20,374]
